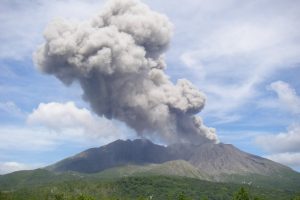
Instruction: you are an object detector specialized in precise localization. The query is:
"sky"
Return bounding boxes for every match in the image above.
[0,0,300,174]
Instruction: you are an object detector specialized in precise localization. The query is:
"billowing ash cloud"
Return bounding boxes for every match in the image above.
[34,0,218,144]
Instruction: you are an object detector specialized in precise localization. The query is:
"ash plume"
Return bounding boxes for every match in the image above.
[34,0,218,144]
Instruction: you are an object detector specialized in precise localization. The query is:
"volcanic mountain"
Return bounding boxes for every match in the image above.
[1,138,300,195]
[45,139,299,187]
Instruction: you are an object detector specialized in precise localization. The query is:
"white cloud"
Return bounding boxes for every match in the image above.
[266,152,300,169]
[255,124,300,169]
[0,126,58,151]
[27,102,98,132]
[255,82,300,169]
[255,124,300,153]
[0,101,25,118]
[176,0,300,122]
[0,161,41,175]
[27,102,115,138]
[0,0,103,60]
[269,81,300,114]
[0,101,136,173]
[1,0,299,126]
[0,102,136,152]
[27,101,135,145]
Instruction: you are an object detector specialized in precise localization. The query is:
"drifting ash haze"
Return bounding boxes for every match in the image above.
[34,0,218,144]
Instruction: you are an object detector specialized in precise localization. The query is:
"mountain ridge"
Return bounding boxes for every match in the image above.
[1,139,300,195]
[46,139,174,173]
[46,138,295,179]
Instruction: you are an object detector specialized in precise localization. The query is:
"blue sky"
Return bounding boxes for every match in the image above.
[0,0,300,174]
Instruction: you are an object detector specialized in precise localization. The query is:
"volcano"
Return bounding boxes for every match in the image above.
[45,139,299,187]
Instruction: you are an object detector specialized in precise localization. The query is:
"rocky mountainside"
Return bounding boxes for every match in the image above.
[46,139,174,173]
[167,142,291,176]
[47,139,293,178]
[1,138,299,192]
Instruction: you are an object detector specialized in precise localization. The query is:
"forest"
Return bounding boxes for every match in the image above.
[1,176,300,200]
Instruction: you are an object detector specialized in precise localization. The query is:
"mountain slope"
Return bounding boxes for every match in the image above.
[167,142,292,177]
[47,139,294,179]
[1,139,300,198]
[46,139,174,173]
[0,169,80,190]
[42,139,300,190]
[94,160,209,180]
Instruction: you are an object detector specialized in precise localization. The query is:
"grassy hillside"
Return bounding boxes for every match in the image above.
[219,169,300,191]
[92,160,210,180]
[0,169,300,200]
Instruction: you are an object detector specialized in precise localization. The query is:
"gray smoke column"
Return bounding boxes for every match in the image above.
[34,0,218,144]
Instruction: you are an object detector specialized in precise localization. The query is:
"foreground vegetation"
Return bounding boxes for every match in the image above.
[0,175,299,200]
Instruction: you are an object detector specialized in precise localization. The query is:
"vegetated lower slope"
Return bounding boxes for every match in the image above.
[0,171,299,200]
[0,169,80,190]
[93,160,209,180]
[0,161,206,190]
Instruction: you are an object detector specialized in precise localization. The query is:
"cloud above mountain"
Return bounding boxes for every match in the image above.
[34,0,217,144]
[266,152,300,169]
[256,124,300,153]
[256,81,300,168]
[255,123,300,168]
[269,81,300,114]
[27,102,122,140]
[0,162,40,175]
[28,101,133,144]
[0,101,132,154]
[176,0,300,123]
